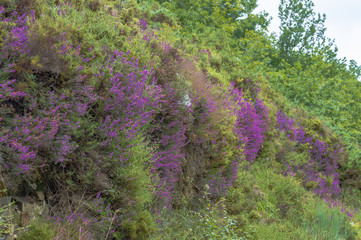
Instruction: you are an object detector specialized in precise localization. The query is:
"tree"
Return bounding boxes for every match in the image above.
[277,0,335,60]
[157,0,269,38]
[349,60,361,80]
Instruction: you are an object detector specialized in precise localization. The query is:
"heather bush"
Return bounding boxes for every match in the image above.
[1,5,161,237]
[2,0,361,239]
[191,80,270,200]
[277,111,341,198]
[44,191,123,240]
[228,83,269,164]
[175,61,237,199]
[0,7,28,107]
[0,7,29,60]
[130,5,272,207]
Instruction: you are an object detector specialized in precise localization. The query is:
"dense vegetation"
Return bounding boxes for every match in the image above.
[1,0,361,239]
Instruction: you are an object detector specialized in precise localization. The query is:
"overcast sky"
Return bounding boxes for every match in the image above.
[256,0,361,64]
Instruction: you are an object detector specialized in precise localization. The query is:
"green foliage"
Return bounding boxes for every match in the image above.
[264,0,361,171]
[267,52,361,168]
[194,204,241,240]
[255,166,306,218]
[226,171,259,217]
[254,222,308,239]
[103,132,154,211]
[348,59,361,79]
[27,0,151,75]
[3,0,361,238]
[122,210,157,240]
[18,220,55,240]
[150,203,251,240]
[232,164,358,239]
[341,188,361,212]
[227,166,310,238]
[149,209,203,240]
[154,0,268,38]
[285,151,310,168]
[278,0,335,60]
[274,131,308,173]
[0,202,14,237]
[303,118,323,137]
[303,202,357,240]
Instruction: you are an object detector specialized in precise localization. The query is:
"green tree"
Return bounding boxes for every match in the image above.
[277,0,335,60]
[158,0,269,38]
[349,60,361,79]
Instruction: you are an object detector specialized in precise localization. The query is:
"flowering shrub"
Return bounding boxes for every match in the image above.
[0,5,187,219]
[150,84,188,210]
[208,160,239,198]
[0,0,271,215]
[202,81,269,198]
[2,0,361,239]
[0,8,29,60]
[228,83,269,164]
[0,8,29,104]
[43,192,117,240]
[277,112,341,198]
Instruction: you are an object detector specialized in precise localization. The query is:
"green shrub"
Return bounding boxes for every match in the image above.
[122,210,157,240]
[18,220,55,240]
[149,200,252,240]
[149,209,203,240]
[226,171,259,217]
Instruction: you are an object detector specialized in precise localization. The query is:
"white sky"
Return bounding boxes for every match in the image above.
[256,0,361,64]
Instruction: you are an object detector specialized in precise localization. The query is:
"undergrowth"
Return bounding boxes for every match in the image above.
[0,0,360,239]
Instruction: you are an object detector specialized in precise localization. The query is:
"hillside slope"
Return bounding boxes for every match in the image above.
[0,0,361,239]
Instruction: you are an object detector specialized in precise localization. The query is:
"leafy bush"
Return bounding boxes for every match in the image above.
[150,202,251,240]
[18,220,55,240]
